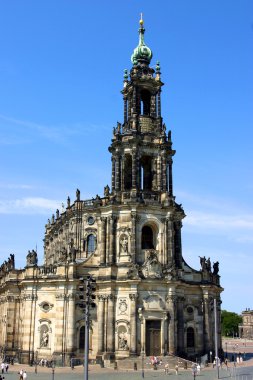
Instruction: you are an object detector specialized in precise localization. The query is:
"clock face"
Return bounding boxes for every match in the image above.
[87,216,95,225]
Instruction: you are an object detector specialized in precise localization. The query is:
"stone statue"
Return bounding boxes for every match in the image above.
[141,250,162,279]
[69,239,76,262]
[118,332,128,350]
[127,263,140,280]
[10,253,15,269]
[26,250,38,267]
[76,188,80,201]
[104,185,110,197]
[40,330,49,347]
[7,254,15,271]
[56,209,59,219]
[120,236,128,254]
[59,247,67,262]
[116,121,121,133]
[199,256,206,271]
[67,196,71,208]
[206,257,211,272]
[213,261,219,275]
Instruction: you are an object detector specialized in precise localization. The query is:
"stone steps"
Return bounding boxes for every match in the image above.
[112,356,192,370]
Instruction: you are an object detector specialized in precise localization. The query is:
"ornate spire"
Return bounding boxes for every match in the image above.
[131,15,153,66]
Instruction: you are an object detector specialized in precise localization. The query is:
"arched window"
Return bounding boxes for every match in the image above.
[141,226,154,249]
[79,326,85,350]
[187,327,195,348]
[140,156,152,190]
[87,234,96,253]
[124,154,132,190]
[140,90,151,116]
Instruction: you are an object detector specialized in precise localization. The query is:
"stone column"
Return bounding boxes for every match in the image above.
[100,217,106,264]
[174,221,182,267]
[132,86,137,130]
[106,217,110,263]
[55,293,67,358]
[157,89,161,117]
[177,297,185,354]
[168,157,173,196]
[132,150,137,190]
[152,157,157,190]
[150,94,156,117]
[131,212,137,263]
[124,97,127,123]
[129,294,137,356]
[161,152,167,191]
[108,216,116,263]
[106,294,115,356]
[67,293,76,353]
[97,295,105,354]
[111,157,115,192]
[157,155,162,191]
[202,291,211,353]
[167,294,177,355]
[121,155,125,191]
[166,217,175,266]
[115,154,121,191]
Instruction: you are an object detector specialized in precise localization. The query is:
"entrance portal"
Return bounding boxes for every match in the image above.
[145,320,161,356]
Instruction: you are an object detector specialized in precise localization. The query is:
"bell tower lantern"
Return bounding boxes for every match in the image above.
[109,17,175,204]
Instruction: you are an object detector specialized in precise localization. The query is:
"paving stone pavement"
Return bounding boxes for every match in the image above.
[2,361,253,380]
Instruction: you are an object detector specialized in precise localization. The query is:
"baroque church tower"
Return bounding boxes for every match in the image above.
[0,18,222,365]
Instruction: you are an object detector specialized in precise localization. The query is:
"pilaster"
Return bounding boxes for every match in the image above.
[129,293,137,355]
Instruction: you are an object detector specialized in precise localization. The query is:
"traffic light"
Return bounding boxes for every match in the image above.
[86,276,96,308]
[77,277,86,309]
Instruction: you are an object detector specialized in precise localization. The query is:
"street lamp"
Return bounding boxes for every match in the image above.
[51,357,55,380]
[141,348,145,378]
[35,350,38,374]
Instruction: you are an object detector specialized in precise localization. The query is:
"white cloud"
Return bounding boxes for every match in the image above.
[0,197,61,215]
[184,211,253,230]
[0,114,110,144]
[0,183,34,190]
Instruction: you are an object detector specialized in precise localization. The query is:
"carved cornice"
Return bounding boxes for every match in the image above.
[55,293,67,300]
[23,294,38,301]
[129,293,138,301]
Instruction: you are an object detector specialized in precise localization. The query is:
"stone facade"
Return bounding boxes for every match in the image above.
[239,309,253,339]
[0,19,223,365]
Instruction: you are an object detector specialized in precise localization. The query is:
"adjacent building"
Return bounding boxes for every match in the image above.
[0,18,223,365]
[239,309,253,339]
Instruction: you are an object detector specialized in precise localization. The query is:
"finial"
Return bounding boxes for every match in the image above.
[156,61,161,73]
[124,69,128,81]
[140,13,144,26]
[131,14,152,65]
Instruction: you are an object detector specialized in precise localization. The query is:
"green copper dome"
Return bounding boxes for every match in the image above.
[131,18,153,65]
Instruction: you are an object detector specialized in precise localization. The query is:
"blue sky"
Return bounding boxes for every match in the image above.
[0,1,252,314]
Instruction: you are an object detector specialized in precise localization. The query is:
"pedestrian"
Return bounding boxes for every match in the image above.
[4,364,8,373]
[19,369,23,380]
[164,363,169,374]
[225,358,228,370]
[23,372,27,380]
[175,364,179,375]
[197,363,201,374]
[1,364,4,374]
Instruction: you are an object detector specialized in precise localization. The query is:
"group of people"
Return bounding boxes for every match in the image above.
[0,363,9,374]
[19,369,27,380]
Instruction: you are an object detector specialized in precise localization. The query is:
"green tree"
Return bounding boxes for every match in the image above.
[221,310,242,337]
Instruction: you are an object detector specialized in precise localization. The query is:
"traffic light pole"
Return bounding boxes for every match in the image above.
[82,276,96,380]
[84,292,90,380]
